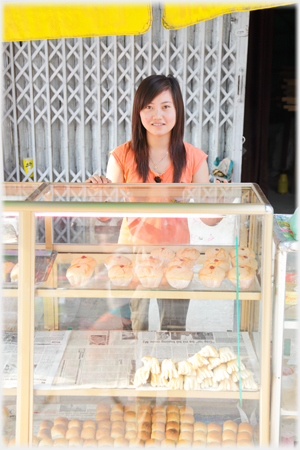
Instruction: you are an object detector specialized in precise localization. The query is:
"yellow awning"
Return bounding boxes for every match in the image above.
[2,3,152,42]
[162,1,296,30]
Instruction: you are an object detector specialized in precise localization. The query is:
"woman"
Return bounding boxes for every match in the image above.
[87,74,220,330]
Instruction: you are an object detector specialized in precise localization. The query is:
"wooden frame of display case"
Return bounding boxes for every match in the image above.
[2,182,273,446]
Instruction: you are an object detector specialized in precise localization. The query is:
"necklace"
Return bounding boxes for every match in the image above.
[149,151,168,171]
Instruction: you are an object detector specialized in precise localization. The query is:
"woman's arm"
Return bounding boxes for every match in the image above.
[86,153,124,183]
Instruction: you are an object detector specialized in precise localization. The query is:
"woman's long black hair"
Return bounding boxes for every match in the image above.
[130,74,186,183]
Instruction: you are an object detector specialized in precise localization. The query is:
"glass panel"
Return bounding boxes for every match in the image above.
[2,212,19,446]
[284,251,298,321]
[2,182,42,201]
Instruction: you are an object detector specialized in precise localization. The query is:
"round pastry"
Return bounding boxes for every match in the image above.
[126,423,138,433]
[192,440,206,447]
[111,428,125,439]
[166,406,179,415]
[80,427,95,440]
[38,438,54,447]
[54,417,69,427]
[165,422,178,432]
[231,255,257,271]
[152,413,166,424]
[152,423,165,433]
[96,404,111,414]
[53,438,69,447]
[83,439,98,447]
[71,255,97,268]
[179,407,194,416]
[230,247,255,259]
[96,428,110,440]
[124,412,137,423]
[193,423,207,434]
[138,405,152,414]
[222,439,237,447]
[238,423,253,437]
[97,436,114,447]
[97,419,111,430]
[207,423,222,434]
[176,248,200,262]
[165,265,193,289]
[68,419,82,429]
[152,406,165,415]
[151,431,165,441]
[32,436,39,447]
[237,432,252,442]
[161,439,176,447]
[38,429,51,440]
[150,248,176,266]
[237,440,253,447]
[112,421,126,430]
[137,431,150,442]
[180,424,193,434]
[105,255,132,270]
[125,404,137,414]
[66,263,94,286]
[134,256,163,273]
[136,265,164,288]
[51,425,67,440]
[179,431,193,442]
[111,412,124,423]
[10,263,19,282]
[114,437,129,447]
[227,266,256,289]
[193,431,206,443]
[69,438,84,447]
[111,404,124,414]
[180,414,195,425]
[203,259,230,275]
[137,412,151,424]
[129,438,145,448]
[138,423,151,433]
[165,429,179,442]
[166,257,195,270]
[222,430,237,442]
[96,413,110,422]
[177,439,191,447]
[205,248,230,262]
[108,264,133,287]
[125,430,137,440]
[166,413,179,423]
[207,431,222,444]
[222,421,238,434]
[145,439,161,448]
[83,420,96,429]
[66,427,81,440]
[198,265,226,288]
[40,420,54,430]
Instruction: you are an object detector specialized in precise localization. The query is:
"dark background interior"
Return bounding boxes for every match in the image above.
[242,5,297,214]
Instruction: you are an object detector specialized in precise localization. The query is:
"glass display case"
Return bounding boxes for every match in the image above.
[270,214,298,446]
[2,182,273,447]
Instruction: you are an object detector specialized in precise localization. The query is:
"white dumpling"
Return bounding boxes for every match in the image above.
[161,359,178,379]
[226,358,246,374]
[212,363,230,382]
[198,345,219,357]
[183,375,199,391]
[177,360,194,376]
[134,366,150,388]
[219,347,237,363]
[167,374,184,390]
[231,369,252,382]
[208,356,222,370]
[188,353,208,369]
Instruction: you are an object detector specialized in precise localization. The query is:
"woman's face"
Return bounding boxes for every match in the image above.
[140,89,176,139]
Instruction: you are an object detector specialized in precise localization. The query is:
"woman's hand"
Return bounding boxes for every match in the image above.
[86,174,112,184]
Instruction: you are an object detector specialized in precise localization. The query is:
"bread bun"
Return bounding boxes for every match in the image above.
[166,406,179,415]
[207,431,222,444]
[83,439,98,447]
[152,406,165,415]
[176,248,200,261]
[32,436,39,447]
[97,437,114,447]
[192,440,206,447]
[222,439,237,447]
[51,425,67,440]
[96,413,110,422]
[40,420,54,430]
[207,423,222,433]
[145,439,160,448]
[138,422,151,433]
[38,438,54,447]
[151,423,164,433]
[68,419,82,429]
[194,423,207,434]
[237,432,252,442]
[53,438,68,447]
[137,412,151,424]
[229,247,255,259]
[180,414,194,425]
[166,413,179,423]
[96,404,111,414]
[114,438,129,447]
[137,431,150,441]
[97,419,111,430]
[165,429,179,442]
[152,413,166,424]
[205,248,230,262]
[151,431,165,441]
[126,423,138,433]
[129,438,144,448]
[125,431,137,440]
[193,431,206,443]
[222,421,238,434]
[161,439,175,447]
[66,427,81,440]
[238,423,253,437]
[165,422,179,432]
[83,420,96,429]
[138,405,152,415]
[111,428,125,439]
[105,255,132,270]
[124,412,137,423]
[111,404,124,414]
[198,265,226,288]
[111,412,124,423]
[37,429,51,440]
[165,265,193,289]
[227,266,256,289]
[108,265,133,286]
[68,438,84,447]
[80,427,95,440]
[179,406,194,416]
[180,424,193,434]
[222,430,237,442]
[96,428,110,440]
[179,431,193,442]
[112,421,125,431]
[177,439,191,447]
[54,417,69,427]
[125,404,137,414]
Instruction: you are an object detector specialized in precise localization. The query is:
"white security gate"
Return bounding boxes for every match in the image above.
[2,6,249,184]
